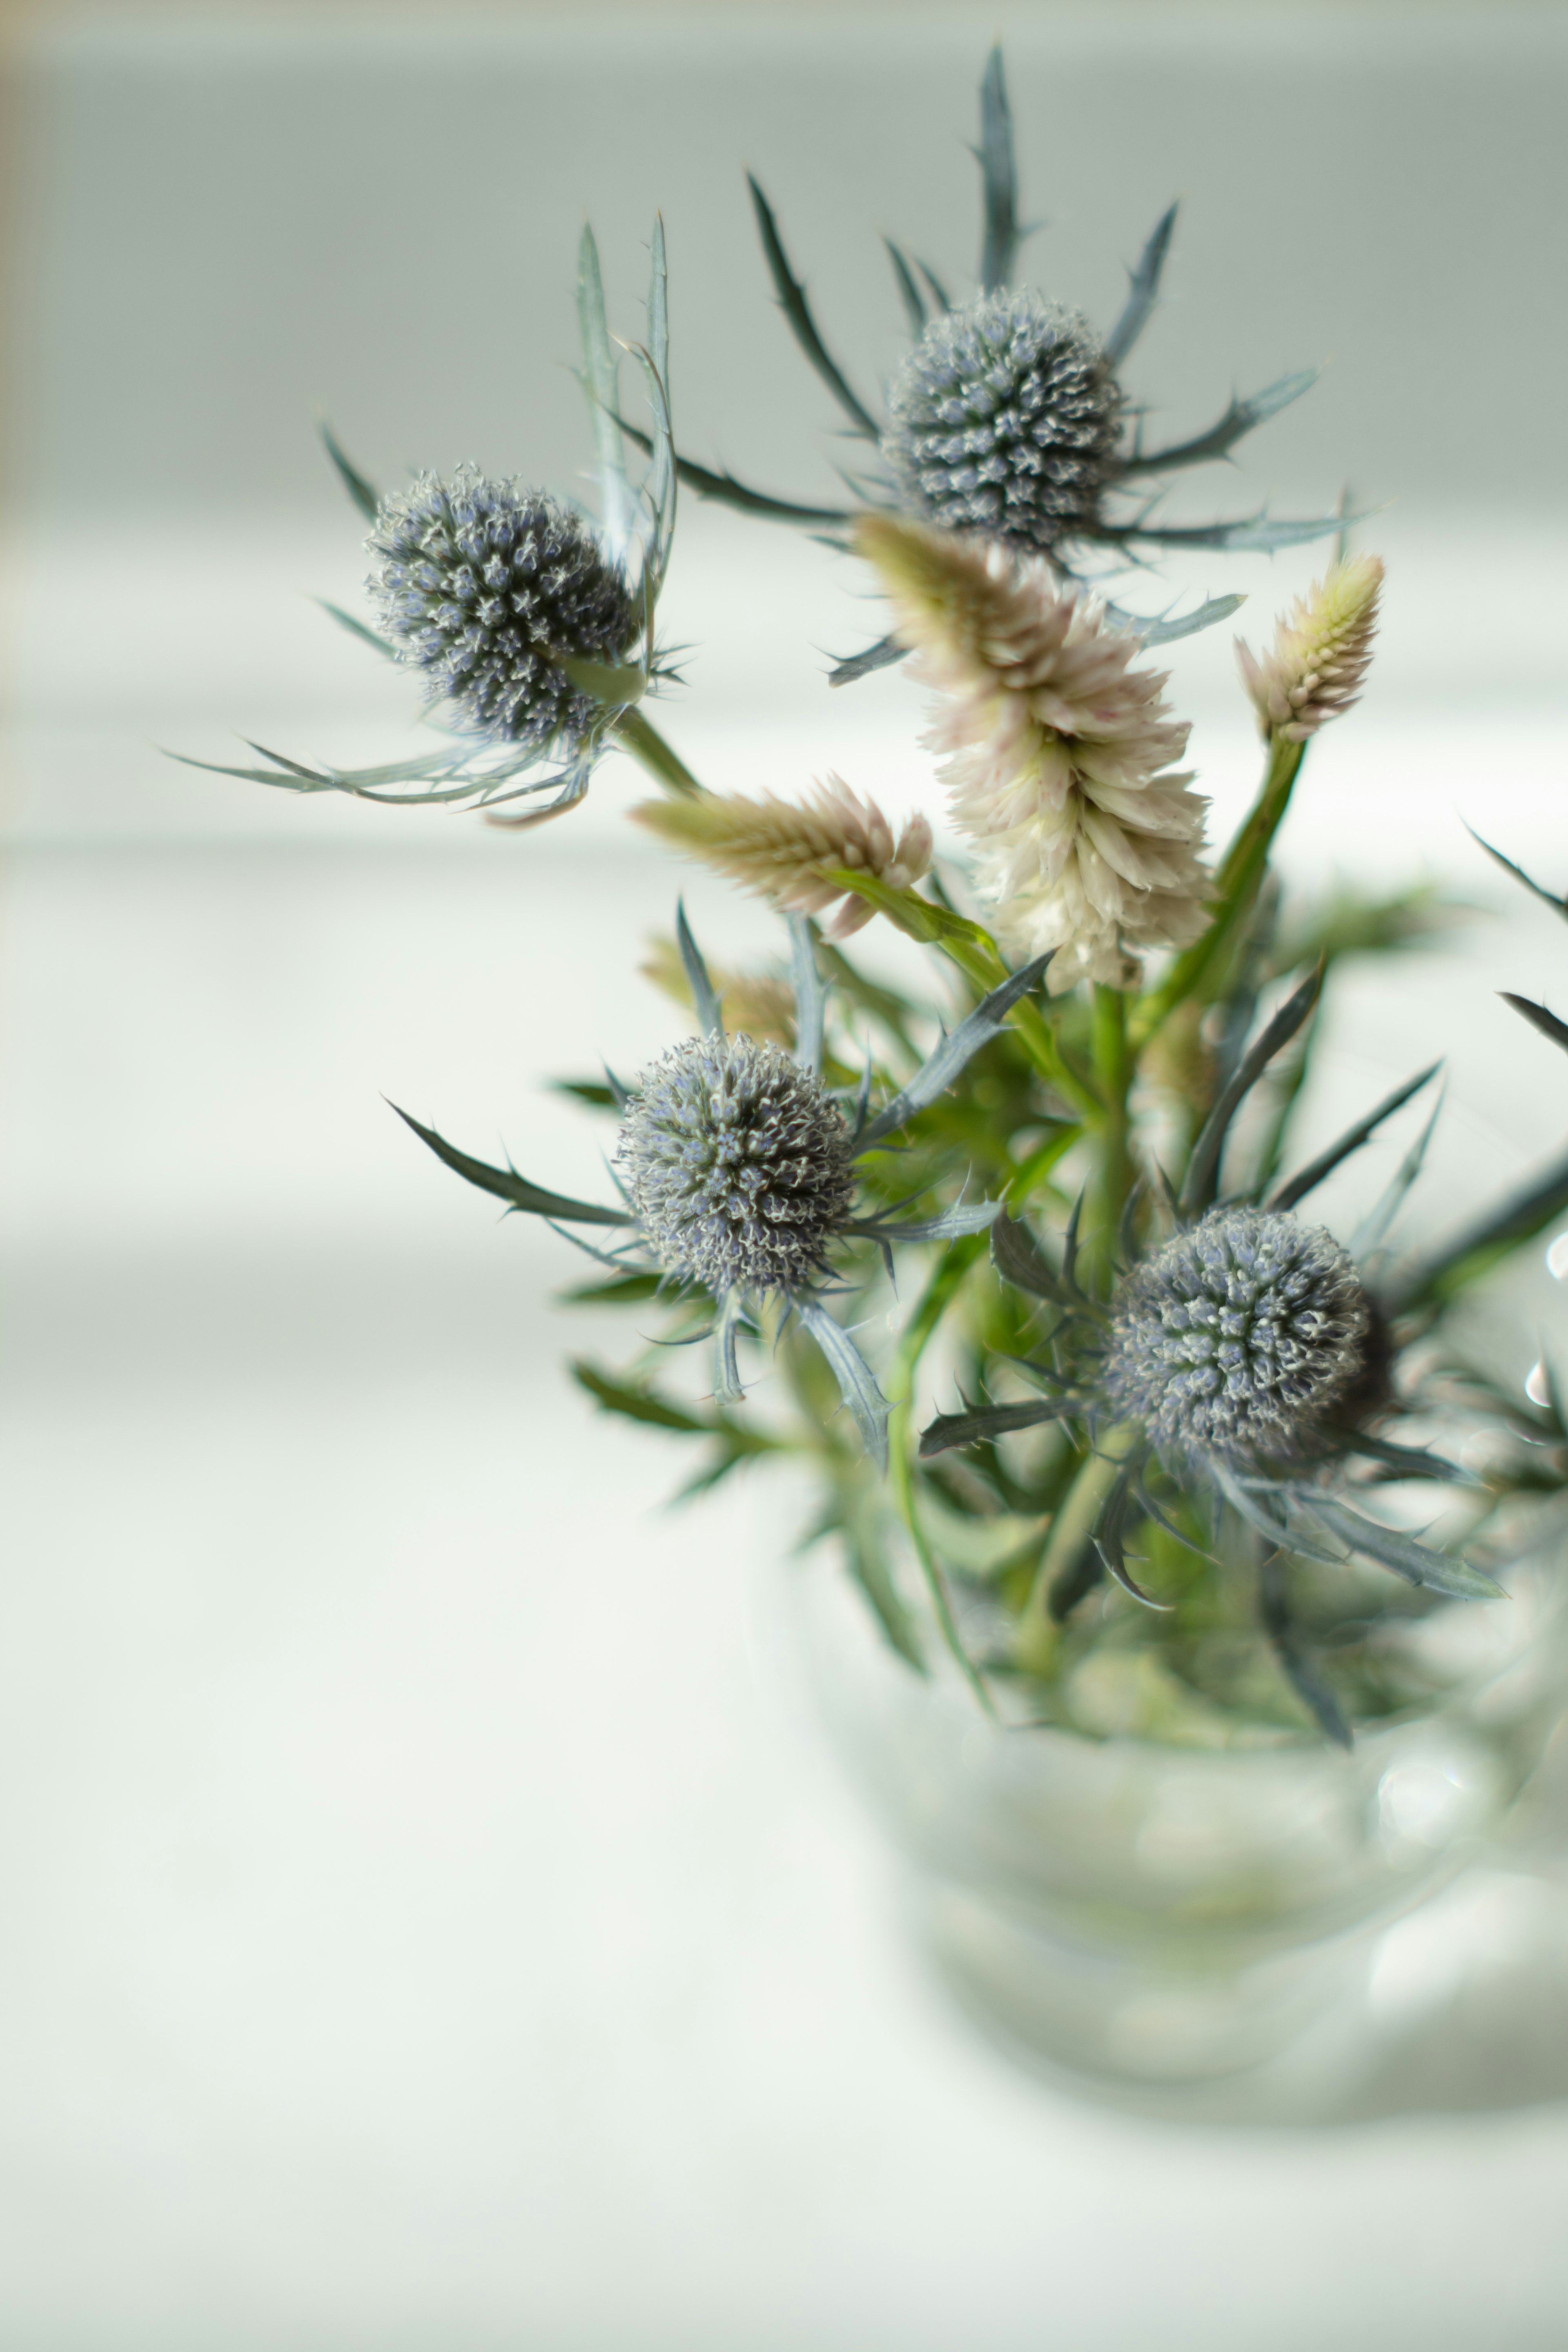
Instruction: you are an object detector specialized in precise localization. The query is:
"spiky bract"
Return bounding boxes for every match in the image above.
[1236,555,1384,742]
[858,511,1211,991]
[633,776,933,939]
[882,291,1123,556]
[367,466,638,751]
[1103,1208,1374,1467]
[616,1035,856,1294]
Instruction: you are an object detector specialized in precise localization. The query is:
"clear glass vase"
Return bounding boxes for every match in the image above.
[791,1548,1568,2113]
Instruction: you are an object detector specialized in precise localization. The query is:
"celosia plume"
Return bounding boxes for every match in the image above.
[1235,554,1384,742]
[639,938,797,1047]
[858,511,1211,992]
[632,775,933,940]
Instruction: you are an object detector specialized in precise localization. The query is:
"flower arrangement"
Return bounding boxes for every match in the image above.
[183,50,1568,1759]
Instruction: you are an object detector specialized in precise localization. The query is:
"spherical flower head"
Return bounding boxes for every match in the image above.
[366,465,639,752]
[857,511,1211,992]
[1102,1208,1374,1468]
[615,1034,856,1295]
[882,290,1123,556]
[1235,554,1384,742]
[632,775,934,940]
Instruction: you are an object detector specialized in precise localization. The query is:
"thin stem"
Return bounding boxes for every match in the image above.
[1133,731,1307,1046]
[611,706,708,799]
[886,1236,996,1714]
[1013,1422,1142,1676]
[1089,985,1133,1281]
[1004,1123,1083,1209]
[824,869,1101,1120]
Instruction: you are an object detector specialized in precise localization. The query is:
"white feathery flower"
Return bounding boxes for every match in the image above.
[1235,554,1384,742]
[858,512,1211,992]
[631,774,934,939]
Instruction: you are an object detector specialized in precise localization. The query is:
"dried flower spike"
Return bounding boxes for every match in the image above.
[858,510,1211,991]
[882,291,1124,558]
[367,465,639,752]
[1235,554,1384,742]
[633,776,933,939]
[615,1034,856,1294]
[1103,1207,1374,1467]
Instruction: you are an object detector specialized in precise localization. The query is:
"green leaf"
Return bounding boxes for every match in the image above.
[747,174,881,440]
[571,1361,710,1432]
[1502,993,1568,1055]
[1179,965,1320,1213]
[884,237,927,336]
[826,634,909,688]
[1462,823,1568,921]
[991,1208,1071,1301]
[675,900,723,1040]
[614,413,854,527]
[552,1079,620,1111]
[797,1300,891,1473]
[1390,1143,1568,1310]
[857,953,1051,1147]
[319,421,380,521]
[1268,1061,1441,1212]
[558,1272,665,1307]
[976,46,1020,292]
[920,1395,1081,1457]
[316,601,396,659]
[1120,370,1319,478]
[577,222,633,559]
[1303,1494,1506,1602]
[391,1105,632,1225]
[803,1492,925,1670]
[1258,1553,1352,1748]
[1103,202,1177,366]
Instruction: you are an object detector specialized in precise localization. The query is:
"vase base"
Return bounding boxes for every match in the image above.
[914,1879,1397,2125]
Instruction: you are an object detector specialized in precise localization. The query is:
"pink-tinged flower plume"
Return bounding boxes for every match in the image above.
[857,511,1211,992]
[632,775,933,939]
[1235,554,1383,742]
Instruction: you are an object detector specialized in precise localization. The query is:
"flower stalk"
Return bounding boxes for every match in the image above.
[610,706,707,800]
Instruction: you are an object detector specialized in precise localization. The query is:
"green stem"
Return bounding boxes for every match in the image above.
[1013,1423,1142,1677]
[824,870,1101,1120]
[886,1236,996,1715]
[611,706,708,799]
[1004,1123,1083,1209]
[1134,731,1307,1046]
[1089,985,1133,1279]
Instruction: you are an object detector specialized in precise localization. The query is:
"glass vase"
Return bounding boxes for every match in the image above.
[791,1547,1568,2112]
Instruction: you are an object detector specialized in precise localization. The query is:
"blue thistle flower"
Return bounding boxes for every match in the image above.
[639,49,1351,670]
[173,220,680,825]
[615,1034,856,1295]
[921,975,1506,1739]
[882,291,1124,556]
[1101,1207,1375,1468]
[394,909,1051,1469]
[366,466,640,753]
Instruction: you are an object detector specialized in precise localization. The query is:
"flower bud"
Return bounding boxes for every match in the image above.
[1235,555,1384,742]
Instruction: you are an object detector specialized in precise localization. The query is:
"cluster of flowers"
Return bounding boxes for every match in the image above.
[184,48,1568,1745]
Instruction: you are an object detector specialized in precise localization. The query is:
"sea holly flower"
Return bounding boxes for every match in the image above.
[1102,1207,1378,1468]
[918,965,1514,1741]
[859,509,1212,991]
[392,907,1051,1470]
[623,47,1352,675]
[881,289,1124,557]
[633,775,935,938]
[364,468,641,760]
[172,221,695,826]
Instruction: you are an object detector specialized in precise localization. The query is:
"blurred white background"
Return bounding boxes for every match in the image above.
[3,4,1568,2345]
